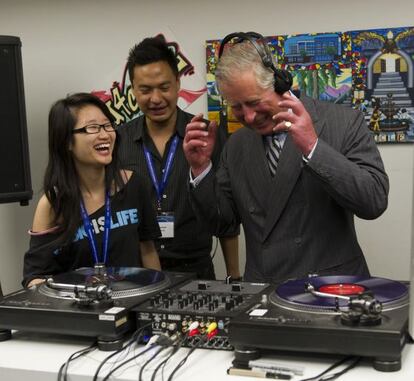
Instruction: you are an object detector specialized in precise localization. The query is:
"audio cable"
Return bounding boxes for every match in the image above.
[57,341,97,381]
[298,356,361,381]
[166,346,196,381]
[138,344,170,381]
[100,334,175,381]
[100,344,156,381]
[150,334,183,381]
[151,322,201,381]
[92,324,151,381]
[166,321,219,381]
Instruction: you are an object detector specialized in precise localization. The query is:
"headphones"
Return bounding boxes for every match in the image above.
[218,32,293,95]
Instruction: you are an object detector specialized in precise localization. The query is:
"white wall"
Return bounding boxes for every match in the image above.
[1,0,413,293]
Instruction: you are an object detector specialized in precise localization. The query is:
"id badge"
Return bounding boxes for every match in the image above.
[157,212,174,238]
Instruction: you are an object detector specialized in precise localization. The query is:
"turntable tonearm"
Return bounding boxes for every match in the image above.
[0,266,193,350]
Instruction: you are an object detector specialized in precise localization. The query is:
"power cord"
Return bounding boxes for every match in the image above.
[138,346,169,381]
[100,334,174,381]
[165,323,205,381]
[92,324,150,381]
[298,356,361,381]
[150,336,184,381]
[100,345,154,381]
[57,341,97,381]
[166,346,197,381]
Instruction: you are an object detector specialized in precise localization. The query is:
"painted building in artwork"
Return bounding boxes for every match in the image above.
[284,33,341,64]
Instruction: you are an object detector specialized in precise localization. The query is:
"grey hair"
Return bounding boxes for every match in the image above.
[215,40,275,93]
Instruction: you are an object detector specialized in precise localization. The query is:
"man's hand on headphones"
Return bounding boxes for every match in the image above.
[272,92,318,157]
[183,113,217,177]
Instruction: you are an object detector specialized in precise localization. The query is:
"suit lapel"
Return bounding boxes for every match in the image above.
[262,96,325,241]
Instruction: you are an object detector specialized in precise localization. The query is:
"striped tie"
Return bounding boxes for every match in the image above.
[266,134,282,176]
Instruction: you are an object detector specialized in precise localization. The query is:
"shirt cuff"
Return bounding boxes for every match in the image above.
[302,138,318,163]
[189,161,212,188]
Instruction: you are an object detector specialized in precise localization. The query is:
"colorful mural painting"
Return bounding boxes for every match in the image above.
[206,26,414,143]
[92,34,206,126]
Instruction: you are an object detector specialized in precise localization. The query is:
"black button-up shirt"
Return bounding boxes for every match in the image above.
[117,108,231,259]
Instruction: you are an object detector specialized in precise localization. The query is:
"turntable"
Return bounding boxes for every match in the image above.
[0,266,193,350]
[229,275,409,372]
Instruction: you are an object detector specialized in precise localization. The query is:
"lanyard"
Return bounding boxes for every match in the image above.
[143,135,179,208]
[79,191,111,264]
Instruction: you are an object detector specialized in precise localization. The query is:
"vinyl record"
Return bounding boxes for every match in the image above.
[39,267,171,299]
[270,275,408,313]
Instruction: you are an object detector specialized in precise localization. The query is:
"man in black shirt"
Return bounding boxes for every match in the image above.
[118,36,240,279]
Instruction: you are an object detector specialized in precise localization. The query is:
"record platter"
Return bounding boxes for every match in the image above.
[229,275,410,372]
[0,266,193,350]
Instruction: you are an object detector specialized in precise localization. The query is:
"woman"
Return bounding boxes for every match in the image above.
[23,93,161,287]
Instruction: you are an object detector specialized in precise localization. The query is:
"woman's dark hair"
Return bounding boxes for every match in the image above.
[127,35,179,84]
[44,92,124,244]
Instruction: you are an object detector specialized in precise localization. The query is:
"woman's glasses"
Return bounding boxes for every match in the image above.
[72,122,117,134]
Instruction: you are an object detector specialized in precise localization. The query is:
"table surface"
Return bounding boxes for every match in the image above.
[0,331,413,381]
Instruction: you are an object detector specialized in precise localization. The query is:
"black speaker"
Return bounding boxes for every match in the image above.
[0,36,32,205]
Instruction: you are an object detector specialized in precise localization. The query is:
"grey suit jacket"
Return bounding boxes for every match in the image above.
[190,96,389,283]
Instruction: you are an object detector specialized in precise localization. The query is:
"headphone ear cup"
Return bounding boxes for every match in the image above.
[274,69,293,94]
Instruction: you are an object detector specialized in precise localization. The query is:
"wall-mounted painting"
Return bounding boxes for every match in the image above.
[207,26,414,143]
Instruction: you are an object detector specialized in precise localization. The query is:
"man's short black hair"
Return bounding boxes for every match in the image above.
[127,36,179,84]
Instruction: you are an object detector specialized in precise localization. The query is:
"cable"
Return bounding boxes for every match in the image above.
[166,347,197,381]
[166,345,197,381]
[210,236,219,260]
[93,325,149,381]
[318,357,361,381]
[298,356,361,381]
[152,347,179,381]
[164,322,216,381]
[100,345,154,381]
[92,330,139,381]
[60,342,97,381]
[138,346,168,381]
[100,334,173,381]
[57,341,97,381]
[150,338,184,381]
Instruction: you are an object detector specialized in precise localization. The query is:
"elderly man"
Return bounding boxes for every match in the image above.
[183,32,388,283]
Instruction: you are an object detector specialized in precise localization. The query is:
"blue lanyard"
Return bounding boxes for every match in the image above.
[79,191,111,264]
[143,135,179,207]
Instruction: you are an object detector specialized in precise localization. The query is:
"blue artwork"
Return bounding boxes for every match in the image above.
[207,26,414,143]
